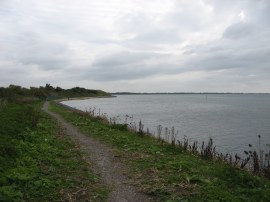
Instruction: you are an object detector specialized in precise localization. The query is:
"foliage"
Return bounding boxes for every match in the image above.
[0,101,107,201]
[50,102,270,201]
[0,84,110,101]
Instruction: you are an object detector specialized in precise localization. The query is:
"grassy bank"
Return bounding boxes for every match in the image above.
[0,101,107,201]
[50,102,270,201]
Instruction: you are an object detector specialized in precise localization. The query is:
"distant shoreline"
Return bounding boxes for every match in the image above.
[112,92,270,95]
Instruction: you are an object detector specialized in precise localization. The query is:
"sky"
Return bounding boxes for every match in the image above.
[0,0,270,93]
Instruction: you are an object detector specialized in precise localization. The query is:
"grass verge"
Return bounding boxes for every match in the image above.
[50,102,270,201]
[0,101,107,201]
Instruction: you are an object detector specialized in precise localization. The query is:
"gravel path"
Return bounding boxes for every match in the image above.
[43,101,152,202]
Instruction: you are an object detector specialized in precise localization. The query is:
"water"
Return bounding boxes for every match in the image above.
[62,94,270,155]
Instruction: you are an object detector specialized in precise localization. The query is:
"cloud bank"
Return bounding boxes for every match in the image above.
[0,0,269,92]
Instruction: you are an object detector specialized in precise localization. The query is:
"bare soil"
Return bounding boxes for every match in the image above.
[43,101,152,202]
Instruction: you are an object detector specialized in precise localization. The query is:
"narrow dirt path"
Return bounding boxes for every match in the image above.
[42,101,152,202]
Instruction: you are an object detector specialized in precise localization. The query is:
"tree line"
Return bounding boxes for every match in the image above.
[0,84,110,101]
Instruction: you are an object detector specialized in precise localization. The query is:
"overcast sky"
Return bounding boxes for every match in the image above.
[1,0,270,93]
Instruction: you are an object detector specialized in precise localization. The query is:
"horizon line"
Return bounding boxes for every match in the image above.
[112,92,270,94]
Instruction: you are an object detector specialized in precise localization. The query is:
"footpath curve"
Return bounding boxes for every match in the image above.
[42,101,152,202]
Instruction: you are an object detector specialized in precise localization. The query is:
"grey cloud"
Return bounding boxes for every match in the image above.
[0,27,70,70]
[167,1,207,31]
[21,57,69,70]
[86,65,155,81]
[184,39,270,77]
[92,52,157,67]
[115,11,183,46]
[129,29,182,44]
[0,0,270,92]
[204,0,242,12]
[88,51,177,81]
[115,12,155,36]
[181,0,270,76]
[245,0,270,26]
[223,23,255,39]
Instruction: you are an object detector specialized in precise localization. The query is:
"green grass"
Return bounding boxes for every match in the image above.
[0,101,107,201]
[50,102,270,201]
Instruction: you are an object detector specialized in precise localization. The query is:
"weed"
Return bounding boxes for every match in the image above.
[138,120,144,136]
[242,138,270,178]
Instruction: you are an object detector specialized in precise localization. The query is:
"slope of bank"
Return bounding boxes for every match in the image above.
[50,101,270,201]
[0,101,107,201]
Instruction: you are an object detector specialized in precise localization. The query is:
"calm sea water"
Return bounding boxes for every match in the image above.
[62,94,270,155]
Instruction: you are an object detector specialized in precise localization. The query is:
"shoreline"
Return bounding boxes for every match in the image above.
[49,102,270,201]
[52,95,116,115]
[54,95,116,102]
[53,98,270,179]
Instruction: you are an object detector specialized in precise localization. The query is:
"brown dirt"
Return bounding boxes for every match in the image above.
[43,101,153,202]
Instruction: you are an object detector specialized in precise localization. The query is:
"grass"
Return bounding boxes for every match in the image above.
[0,101,107,201]
[50,102,270,201]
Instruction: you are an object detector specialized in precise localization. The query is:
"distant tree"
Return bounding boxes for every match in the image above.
[0,87,5,97]
[45,83,54,91]
[55,86,63,92]
[8,85,25,95]
[0,84,109,100]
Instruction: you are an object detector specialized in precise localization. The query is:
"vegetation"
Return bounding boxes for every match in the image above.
[1,83,269,201]
[0,100,107,201]
[72,105,270,180]
[50,102,270,201]
[0,84,110,101]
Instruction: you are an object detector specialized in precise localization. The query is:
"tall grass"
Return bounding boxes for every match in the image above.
[0,98,7,110]
[155,125,270,179]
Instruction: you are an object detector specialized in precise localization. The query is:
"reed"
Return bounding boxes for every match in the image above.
[171,126,178,146]
[243,138,270,178]
[157,125,162,141]
[200,138,216,159]
[143,123,269,179]
[138,120,144,136]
